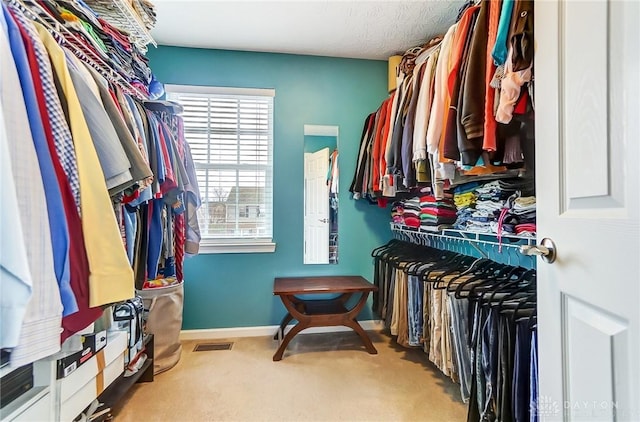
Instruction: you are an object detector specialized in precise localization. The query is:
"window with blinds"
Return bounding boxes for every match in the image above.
[166,85,274,248]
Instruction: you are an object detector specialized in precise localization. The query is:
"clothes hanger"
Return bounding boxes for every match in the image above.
[374,239,407,262]
[466,265,530,302]
[420,249,468,279]
[453,261,518,299]
[406,248,441,276]
[436,257,494,290]
[482,268,537,308]
[490,290,536,316]
[475,266,531,302]
[431,253,494,287]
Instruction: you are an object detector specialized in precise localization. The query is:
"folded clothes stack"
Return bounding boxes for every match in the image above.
[498,178,536,197]
[515,223,536,236]
[453,182,478,208]
[390,193,457,231]
[419,194,457,230]
[453,182,478,231]
[391,201,405,225]
[402,197,422,228]
[454,178,536,235]
[502,195,537,236]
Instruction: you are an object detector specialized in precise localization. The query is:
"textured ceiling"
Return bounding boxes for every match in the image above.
[151,1,464,60]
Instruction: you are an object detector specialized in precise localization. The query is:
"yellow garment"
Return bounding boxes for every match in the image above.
[36,24,134,306]
[415,159,431,183]
[454,192,476,207]
[515,196,536,207]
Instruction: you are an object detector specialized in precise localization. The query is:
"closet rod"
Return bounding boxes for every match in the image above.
[5,0,149,100]
[390,223,536,260]
[393,227,489,258]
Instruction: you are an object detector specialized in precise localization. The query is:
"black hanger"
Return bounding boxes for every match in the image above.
[487,269,536,307]
[453,260,512,299]
[475,267,532,303]
[430,255,488,289]
[440,258,496,291]
[371,239,397,258]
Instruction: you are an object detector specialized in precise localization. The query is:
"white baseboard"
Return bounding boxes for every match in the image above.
[179,319,384,341]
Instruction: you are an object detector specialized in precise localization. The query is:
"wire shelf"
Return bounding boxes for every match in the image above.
[390,223,536,245]
[84,0,156,50]
[390,223,537,268]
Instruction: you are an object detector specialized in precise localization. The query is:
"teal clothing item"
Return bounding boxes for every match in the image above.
[491,0,514,66]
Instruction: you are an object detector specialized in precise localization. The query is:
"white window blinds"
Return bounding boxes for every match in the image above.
[166,85,274,245]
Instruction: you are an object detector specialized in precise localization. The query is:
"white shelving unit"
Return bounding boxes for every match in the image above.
[84,0,157,50]
[0,360,55,422]
[390,223,536,244]
[1,332,128,422]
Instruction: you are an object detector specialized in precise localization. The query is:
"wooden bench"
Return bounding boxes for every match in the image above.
[272,276,378,361]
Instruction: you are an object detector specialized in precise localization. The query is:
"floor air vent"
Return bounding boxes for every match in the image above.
[193,342,233,352]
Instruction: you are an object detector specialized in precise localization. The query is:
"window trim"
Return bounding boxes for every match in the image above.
[165,84,275,98]
[165,84,276,254]
[199,239,276,254]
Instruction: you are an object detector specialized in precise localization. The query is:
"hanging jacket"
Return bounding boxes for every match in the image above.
[349,113,375,197]
[509,0,534,72]
[443,5,480,161]
[460,0,490,164]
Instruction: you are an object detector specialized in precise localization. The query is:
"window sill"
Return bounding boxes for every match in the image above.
[199,241,276,254]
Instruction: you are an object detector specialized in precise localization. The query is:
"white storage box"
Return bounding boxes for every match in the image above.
[57,331,126,421]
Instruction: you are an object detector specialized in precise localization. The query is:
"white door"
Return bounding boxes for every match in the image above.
[535,1,639,420]
[304,148,330,264]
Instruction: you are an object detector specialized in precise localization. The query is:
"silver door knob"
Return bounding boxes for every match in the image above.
[519,237,557,263]
[318,218,329,223]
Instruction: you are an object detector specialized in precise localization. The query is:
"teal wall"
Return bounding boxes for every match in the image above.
[147,46,392,329]
[303,135,337,153]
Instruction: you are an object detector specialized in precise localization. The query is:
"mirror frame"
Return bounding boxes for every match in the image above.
[303,125,339,264]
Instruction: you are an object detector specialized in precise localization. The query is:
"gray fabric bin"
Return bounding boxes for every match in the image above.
[137,282,184,374]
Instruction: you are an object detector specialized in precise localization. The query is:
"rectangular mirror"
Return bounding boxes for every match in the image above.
[303,125,338,264]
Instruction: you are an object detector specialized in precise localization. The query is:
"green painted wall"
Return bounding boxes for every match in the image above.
[147,46,392,329]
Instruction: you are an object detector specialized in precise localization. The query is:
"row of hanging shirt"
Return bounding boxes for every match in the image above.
[372,239,538,422]
[350,0,534,205]
[0,0,200,370]
[35,0,154,96]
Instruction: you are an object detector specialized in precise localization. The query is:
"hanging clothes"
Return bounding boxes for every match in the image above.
[35,23,135,307]
[0,13,63,367]
[1,0,200,367]
[0,99,33,353]
[371,239,538,422]
[65,51,134,193]
[3,5,77,317]
[350,0,535,204]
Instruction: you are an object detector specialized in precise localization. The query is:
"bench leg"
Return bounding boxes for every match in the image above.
[344,319,377,354]
[273,320,308,361]
[273,312,294,340]
[343,291,377,354]
[273,295,309,361]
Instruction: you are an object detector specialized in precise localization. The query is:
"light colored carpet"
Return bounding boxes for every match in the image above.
[113,331,467,422]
